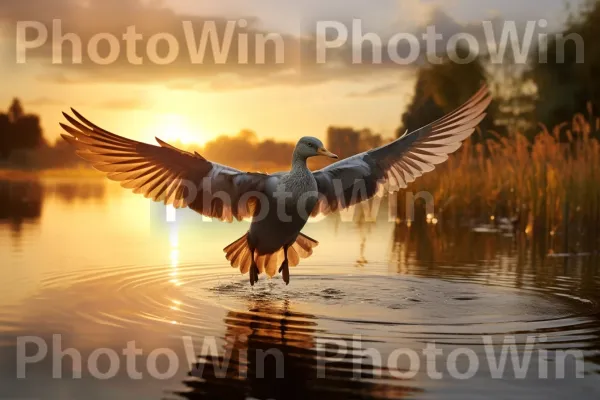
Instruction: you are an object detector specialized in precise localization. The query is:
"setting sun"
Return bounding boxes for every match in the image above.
[151,114,207,146]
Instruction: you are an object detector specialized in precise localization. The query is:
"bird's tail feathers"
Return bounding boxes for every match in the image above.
[223,233,318,277]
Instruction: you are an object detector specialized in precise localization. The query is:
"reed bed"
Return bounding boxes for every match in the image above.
[398,111,600,253]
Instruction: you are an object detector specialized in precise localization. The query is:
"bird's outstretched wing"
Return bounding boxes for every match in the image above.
[60,110,269,222]
[312,86,492,216]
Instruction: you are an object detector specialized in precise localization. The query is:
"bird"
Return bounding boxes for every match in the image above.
[60,86,491,286]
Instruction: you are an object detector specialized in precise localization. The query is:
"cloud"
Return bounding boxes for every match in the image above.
[0,0,553,89]
[347,83,403,98]
[22,95,148,111]
[0,0,419,87]
[96,97,149,110]
[393,0,441,28]
[25,96,63,106]
[2,0,299,78]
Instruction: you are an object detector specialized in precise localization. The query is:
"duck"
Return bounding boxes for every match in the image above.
[60,86,491,285]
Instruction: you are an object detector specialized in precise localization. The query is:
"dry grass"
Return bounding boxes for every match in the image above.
[401,111,600,251]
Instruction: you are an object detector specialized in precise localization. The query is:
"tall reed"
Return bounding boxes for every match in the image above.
[399,110,600,253]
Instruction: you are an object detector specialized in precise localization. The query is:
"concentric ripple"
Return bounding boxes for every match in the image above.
[3,260,592,347]
[0,258,599,399]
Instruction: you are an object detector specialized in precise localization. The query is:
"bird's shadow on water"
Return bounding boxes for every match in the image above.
[168,298,421,400]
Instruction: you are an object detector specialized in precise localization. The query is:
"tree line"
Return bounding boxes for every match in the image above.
[0,99,44,158]
[398,0,600,141]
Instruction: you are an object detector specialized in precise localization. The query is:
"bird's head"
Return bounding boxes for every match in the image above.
[295,136,338,160]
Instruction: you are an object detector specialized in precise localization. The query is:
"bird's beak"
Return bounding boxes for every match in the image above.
[318,147,339,159]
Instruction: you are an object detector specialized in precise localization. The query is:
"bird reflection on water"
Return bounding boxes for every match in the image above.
[173,300,420,400]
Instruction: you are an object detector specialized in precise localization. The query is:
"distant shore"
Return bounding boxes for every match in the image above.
[0,167,104,181]
[0,162,299,181]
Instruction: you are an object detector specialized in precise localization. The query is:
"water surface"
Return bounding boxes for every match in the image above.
[0,178,599,399]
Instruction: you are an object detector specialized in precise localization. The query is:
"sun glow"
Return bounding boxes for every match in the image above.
[151,114,206,146]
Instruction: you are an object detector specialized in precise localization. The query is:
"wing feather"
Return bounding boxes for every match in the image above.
[60,110,271,221]
[312,86,492,216]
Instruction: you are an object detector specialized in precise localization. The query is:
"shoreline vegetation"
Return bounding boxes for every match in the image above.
[0,167,104,181]
[395,112,600,254]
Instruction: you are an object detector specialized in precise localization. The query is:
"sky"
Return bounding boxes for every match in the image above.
[0,0,586,146]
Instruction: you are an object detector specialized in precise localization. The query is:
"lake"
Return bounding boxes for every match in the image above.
[0,177,599,399]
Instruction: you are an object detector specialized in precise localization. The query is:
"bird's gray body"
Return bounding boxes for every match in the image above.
[248,157,319,254]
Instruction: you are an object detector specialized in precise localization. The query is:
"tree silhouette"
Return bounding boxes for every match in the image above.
[398,76,445,138]
[530,0,600,131]
[8,98,24,123]
[0,99,43,159]
[326,127,383,160]
[0,113,10,158]
[398,45,496,142]
[201,130,296,169]
[14,115,43,149]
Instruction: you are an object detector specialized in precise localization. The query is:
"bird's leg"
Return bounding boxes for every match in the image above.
[279,245,290,285]
[250,248,259,286]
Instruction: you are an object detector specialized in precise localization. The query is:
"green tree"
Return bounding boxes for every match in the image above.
[487,62,537,136]
[398,46,497,141]
[530,0,600,130]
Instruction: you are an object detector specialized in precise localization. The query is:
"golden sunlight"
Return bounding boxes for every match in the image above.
[151,114,207,146]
